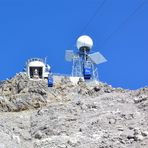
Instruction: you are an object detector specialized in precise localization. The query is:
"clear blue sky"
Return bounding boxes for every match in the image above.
[0,0,147,89]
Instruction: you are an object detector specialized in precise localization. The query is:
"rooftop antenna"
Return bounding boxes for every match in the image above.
[45,57,47,65]
[65,35,107,80]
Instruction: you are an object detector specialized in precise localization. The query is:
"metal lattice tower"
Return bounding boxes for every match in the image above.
[72,55,83,77]
[65,35,107,80]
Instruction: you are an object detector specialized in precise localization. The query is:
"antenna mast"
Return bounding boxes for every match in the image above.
[65,35,107,80]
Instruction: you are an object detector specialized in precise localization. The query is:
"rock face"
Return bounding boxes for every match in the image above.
[0,73,48,112]
[0,73,148,148]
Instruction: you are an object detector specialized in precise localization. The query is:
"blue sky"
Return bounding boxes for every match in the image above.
[0,0,147,89]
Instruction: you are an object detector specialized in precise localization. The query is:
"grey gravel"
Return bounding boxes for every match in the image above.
[0,73,148,148]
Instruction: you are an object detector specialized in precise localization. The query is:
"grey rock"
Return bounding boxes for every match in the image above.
[34,131,43,139]
[0,73,147,148]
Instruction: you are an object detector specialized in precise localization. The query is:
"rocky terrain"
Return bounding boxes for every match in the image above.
[0,73,148,148]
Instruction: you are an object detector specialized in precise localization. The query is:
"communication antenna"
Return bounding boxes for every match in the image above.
[45,57,47,65]
[65,35,107,80]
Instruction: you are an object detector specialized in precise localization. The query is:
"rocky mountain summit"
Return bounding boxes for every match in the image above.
[0,73,148,148]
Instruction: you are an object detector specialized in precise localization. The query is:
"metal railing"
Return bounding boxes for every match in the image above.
[27,58,44,63]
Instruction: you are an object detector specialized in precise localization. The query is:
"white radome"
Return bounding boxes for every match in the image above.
[76,35,93,50]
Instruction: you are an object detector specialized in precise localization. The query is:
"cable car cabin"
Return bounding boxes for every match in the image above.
[83,60,92,80]
[83,67,92,79]
[26,58,51,79]
[48,76,53,87]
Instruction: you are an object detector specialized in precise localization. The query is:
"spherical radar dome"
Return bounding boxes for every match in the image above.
[76,35,93,50]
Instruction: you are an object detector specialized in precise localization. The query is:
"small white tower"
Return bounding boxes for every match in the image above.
[26,58,51,79]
